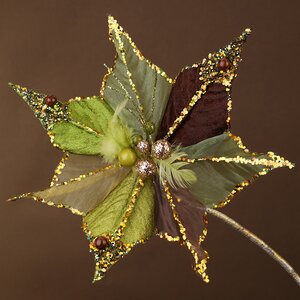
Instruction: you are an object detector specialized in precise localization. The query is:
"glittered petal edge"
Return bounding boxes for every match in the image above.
[160,181,210,283]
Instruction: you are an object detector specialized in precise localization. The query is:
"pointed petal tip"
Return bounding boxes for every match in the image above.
[108,15,118,27]
[92,272,103,283]
[108,15,117,35]
[8,82,19,90]
[239,28,252,43]
[287,160,295,169]
[8,83,27,96]
[244,28,252,35]
[107,15,124,37]
[7,193,30,202]
[107,14,115,22]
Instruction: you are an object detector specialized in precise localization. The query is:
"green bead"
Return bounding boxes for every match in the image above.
[145,121,155,134]
[118,148,137,167]
[132,134,143,145]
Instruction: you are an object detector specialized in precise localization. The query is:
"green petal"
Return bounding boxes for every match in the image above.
[84,172,155,243]
[10,84,116,155]
[83,172,155,281]
[9,164,129,215]
[182,133,294,207]
[51,153,112,186]
[9,83,68,130]
[122,178,155,243]
[50,122,103,155]
[67,97,113,134]
[102,16,173,138]
[51,96,117,154]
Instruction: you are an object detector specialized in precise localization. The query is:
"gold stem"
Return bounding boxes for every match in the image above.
[206,207,300,286]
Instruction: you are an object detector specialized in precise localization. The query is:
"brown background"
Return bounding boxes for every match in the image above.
[0,0,299,299]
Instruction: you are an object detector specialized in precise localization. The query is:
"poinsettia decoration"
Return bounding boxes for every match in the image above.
[9,16,294,283]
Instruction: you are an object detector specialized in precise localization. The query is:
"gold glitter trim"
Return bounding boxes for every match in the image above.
[157,232,181,242]
[64,96,98,105]
[50,152,70,187]
[50,164,116,187]
[199,212,208,245]
[9,192,84,216]
[117,178,144,236]
[226,97,232,126]
[195,154,294,169]
[182,152,294,169]
[216,166,275,209]
[162,181,209,283]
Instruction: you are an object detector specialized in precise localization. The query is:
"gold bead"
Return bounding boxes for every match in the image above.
[136,159,157,179]
[152,140,172,159]
[136,140,150,154]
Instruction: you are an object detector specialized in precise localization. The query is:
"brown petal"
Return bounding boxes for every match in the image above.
[154,178,208,261]
[169,187,208,261]
[154,177,180,239]
[157,29,251,146]
[157,66,229,146]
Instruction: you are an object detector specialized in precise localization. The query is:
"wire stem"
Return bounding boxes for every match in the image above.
[206,207,300,286]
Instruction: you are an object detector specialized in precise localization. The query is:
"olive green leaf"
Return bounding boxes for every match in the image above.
[67,97,114,134]
[9,163,130,216]
[51,153,112,186]
[10,83,133,156]
[50,96,115,155]
[182,133,294,207]
[101,16,173,139]
[50,122,103,155]
[84,172,155,244]
[52,97,132,158]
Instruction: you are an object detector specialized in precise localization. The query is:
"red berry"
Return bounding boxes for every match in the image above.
[94,236,109,250]
[45,95,57,106]
[218,57,231,71]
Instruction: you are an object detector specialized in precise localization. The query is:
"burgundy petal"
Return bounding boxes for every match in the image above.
[154,178,208,262]
[169,187,208,261]
[154,177,180,239]
[157,29,251,147]
[157,66,229,146]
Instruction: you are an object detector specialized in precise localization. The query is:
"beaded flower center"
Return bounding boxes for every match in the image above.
[135,139,172,178]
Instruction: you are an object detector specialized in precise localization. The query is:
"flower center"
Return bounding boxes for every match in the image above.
[135,139,172,178]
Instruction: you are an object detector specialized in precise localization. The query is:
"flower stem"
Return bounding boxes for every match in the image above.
[206,207,300,286]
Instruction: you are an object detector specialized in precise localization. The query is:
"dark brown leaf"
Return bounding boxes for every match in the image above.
[157,66,229,146]
[154,177,208,262]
